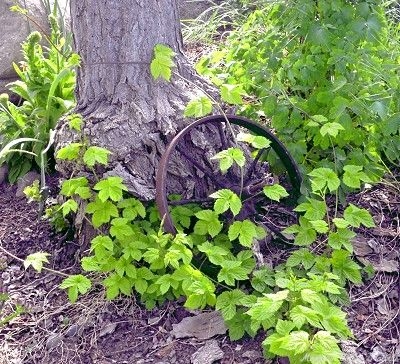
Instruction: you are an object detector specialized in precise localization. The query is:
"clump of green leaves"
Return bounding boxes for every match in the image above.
[43,113,367,363]
[0,11,79,183]
[197,0,400,180]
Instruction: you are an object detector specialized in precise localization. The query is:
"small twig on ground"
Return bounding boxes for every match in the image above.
[0,240,69,278]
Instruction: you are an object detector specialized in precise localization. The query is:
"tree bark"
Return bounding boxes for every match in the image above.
[56,0,214,200]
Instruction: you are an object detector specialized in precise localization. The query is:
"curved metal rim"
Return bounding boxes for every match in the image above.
[156,114,302,234]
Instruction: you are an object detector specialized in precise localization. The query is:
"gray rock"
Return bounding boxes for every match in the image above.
[0,0,70,94]
[341,340,365,364]
[172,311,227,340]
[16,170,40,197]
[370,346,386,363]
[242,350,263,360]
[45,333,63,350]
[191,340,224,364]
[0,165,8,185]
[0,1,47,93]
[178,0,224,20]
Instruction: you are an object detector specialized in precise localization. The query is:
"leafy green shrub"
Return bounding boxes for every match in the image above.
[40,112,375,363]
[0,12,78,183]
[197,0,400,181]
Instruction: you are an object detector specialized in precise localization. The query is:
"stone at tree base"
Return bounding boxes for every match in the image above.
[179,0,222,20]
[191,339,224,364]
[341,340,365,364]
[0,0,70,94]
[16,170,40,197]
[0,165,8,185]
[171,311,227,340]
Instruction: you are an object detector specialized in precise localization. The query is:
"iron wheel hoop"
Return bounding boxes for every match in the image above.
[156,114,302,234]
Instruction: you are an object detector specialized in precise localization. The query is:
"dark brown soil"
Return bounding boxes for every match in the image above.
[0,174,399,364]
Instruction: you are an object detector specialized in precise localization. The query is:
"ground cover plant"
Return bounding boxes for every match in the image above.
[196,0,400,182]
[20,41,378,362]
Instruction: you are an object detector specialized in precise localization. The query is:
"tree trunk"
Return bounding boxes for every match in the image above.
[56,0,214,200]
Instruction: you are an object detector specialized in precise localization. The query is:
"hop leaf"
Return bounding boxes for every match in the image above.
[60,177,90,199]
[93,176,128,202]
[308,168,340,193]
[194,209,222,237]
[211,147,245,173]
[237,132,271,149]
[86,197,119,227]
[263,184,289,202]
[150,44,175,81]
[24,252,50,273]
[228,219,260,247]
[83,146,111,167]
[184,96,213,117]
[220,84,244,105]
[342,165,371,189]
[343,204,375,228]
[320,122,344,137]
[216,289,246,320]
[56,143,82,160]
[210,189,242,216]
[61,199,78,216]
[60,274,92,303]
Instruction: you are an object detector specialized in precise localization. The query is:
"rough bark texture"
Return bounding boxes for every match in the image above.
[56,0,215,200]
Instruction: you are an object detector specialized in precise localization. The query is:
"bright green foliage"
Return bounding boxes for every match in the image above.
[170,205,195,229]
[237,132,271,149]
[263,184,289,202]
[23,180,41,202]
[150,44,176,81]
[60,275,91,303]
[83,146,111,167]
[93,176,128,202]
[218,258,253,286]
[50,109,373,364]
[61,199,78,216]
[331,250,362,285]
[328,229,356,252]
[308,168,340,193]
[198,0,400,178]
[184,96,213,117]
[294,198,327,221]
[60,177,91,199]
[342,165,371,189]
[85,197,119,227]
[210,189,242,216]
[24,252,50,273]
[228,219,264,247]
[211,147,245,173]
[194,209,222,237]
[251,267,275,292]
[283,217,317,246]
[0,15,78,182]
[216,289,246,320]
[286,249,316,270]
[103,273,132,299]
[56,143,82,161]
[118,198,146,220]
[343,204,375,228]
[66,113,83,132]
[220,84,244,105]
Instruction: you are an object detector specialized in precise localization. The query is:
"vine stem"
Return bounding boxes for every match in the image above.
[0,241,69,278]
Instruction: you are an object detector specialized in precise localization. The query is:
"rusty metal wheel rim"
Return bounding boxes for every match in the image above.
[156,114,302,234]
